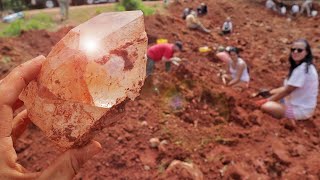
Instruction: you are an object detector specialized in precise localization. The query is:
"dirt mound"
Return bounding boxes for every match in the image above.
[0,26,72,78]
[1,0,320,179]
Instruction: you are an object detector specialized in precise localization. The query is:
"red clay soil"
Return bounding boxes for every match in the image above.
[1,0,320,179]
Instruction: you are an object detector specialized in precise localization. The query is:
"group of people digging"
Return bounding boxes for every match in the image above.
[266,0,318,17]
[146,2,319,121]
[218,39,318,121]
[182,3,234,35]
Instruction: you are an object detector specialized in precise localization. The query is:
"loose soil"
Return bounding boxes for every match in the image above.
[1,0,320,179]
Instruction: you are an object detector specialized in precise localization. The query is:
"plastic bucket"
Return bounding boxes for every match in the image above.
[157,38,168,44]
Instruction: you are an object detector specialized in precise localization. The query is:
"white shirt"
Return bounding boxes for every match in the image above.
[280,6,287,15]
[292,5,300,14]
[222,21,232,31]
[285,63,319,110]
[229,58,250,82]
[266,0,276,10]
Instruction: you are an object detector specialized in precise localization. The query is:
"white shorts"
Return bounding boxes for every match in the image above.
[285,104,314,120]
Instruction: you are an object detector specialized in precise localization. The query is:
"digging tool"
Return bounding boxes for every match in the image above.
[251,88,272,98]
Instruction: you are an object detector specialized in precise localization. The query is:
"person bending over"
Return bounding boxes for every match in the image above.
[146,41,183,76]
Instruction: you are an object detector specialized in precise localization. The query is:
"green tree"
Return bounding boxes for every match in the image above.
[116,0,155,16]
[2,0,27,12]
[120,0,141,11]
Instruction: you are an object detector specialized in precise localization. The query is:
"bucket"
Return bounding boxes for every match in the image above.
[157,38,168,44]
[198,46,212,53]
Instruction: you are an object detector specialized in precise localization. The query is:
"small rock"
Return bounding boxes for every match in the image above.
[164,160,204,180]
[124,124,135,133]
[224,164,250,179]
[266,26,272,32]
[158,140,169,152]
[149,138,160,148]
[281,119,296,131]
[279,37,289,44]
[144,165,151,171]
[117,136,124,143]
[272,142,291,165]
[141,121,148,126]
[290,144,306,157]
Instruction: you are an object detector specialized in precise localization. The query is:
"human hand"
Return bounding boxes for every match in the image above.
[0,55,101,180]
[255,98,269,107]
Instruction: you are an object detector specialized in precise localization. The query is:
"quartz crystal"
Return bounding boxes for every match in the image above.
[20,11,148,149]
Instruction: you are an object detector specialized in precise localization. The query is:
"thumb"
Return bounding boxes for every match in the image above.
[38,141,101,180]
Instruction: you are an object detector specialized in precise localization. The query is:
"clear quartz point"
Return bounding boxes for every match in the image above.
[20,11,147,149]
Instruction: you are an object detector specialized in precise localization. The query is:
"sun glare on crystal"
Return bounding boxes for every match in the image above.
[84,39,98,53]
[80,36,101,56]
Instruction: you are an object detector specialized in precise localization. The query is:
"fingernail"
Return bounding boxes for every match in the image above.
[23,55,45,67]
[33,55,46,64]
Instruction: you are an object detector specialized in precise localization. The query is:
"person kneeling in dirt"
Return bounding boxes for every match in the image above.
[186,11,211,34]
[279,2,287,16]
[182,7,192,20]
[256,39,318,120]
[197,3,207,16]
[146,41,183,76]
[221,17,233,35]
[266,0,277,11]
[220,47,250,88]
[300,0,313,17]
[291,3,300,16]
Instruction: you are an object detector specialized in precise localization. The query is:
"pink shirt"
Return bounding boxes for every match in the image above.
[147,43,174,62]
[216,51,231,63]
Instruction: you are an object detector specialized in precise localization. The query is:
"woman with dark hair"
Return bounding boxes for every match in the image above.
[221,46,250,88]
[257,39,319,120]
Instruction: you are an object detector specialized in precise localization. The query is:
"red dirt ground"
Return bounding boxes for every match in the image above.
[1,0,320,179]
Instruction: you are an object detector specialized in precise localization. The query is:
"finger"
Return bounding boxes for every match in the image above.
[0,105,13,137]
[38,141,102,180]
[0,137,40,179]
[12,110,30,142]
[0,55,45,107]
[0,56,44,138]
[0,168,40,180]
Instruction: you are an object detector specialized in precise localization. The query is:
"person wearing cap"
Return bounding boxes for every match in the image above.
[146,41,183,76]
[197,3,207,16]
[186,10,211,34]
[221,47,250,88]
[221,17,233,35]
